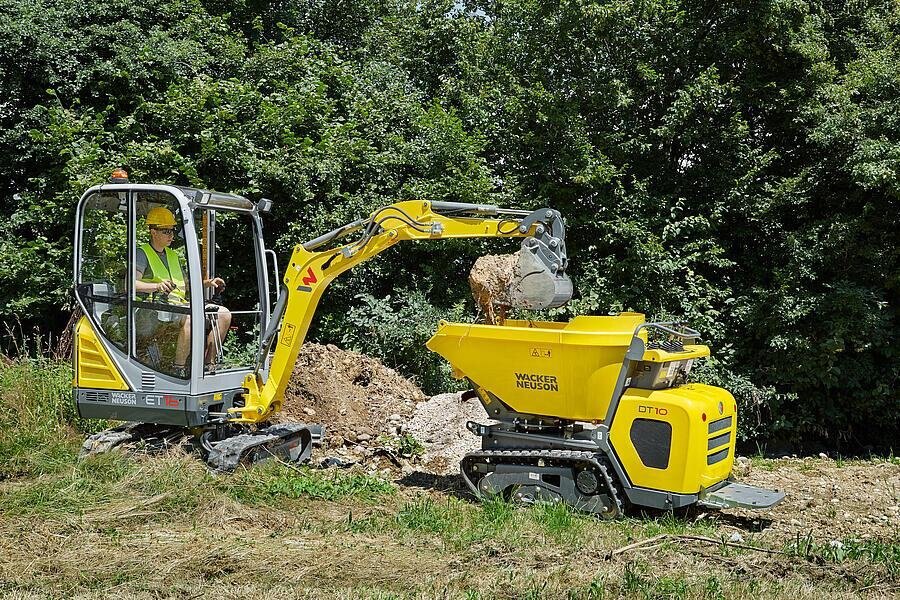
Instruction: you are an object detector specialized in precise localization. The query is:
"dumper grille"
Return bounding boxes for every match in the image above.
[708,416,732,434]
[708,432,730,451]
[706,416,733,465]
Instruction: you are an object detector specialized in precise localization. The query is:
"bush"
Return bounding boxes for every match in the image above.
[334,289,473,394]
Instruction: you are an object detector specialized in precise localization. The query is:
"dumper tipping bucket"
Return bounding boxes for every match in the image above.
[426,314,647,421]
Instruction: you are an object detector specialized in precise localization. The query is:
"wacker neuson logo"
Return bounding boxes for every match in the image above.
[514,372,559,391]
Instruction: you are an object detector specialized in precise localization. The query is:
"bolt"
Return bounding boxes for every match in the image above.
[518,224,528,233]
[536,225,545,235]
[545,210,553,219]
[549,238,558,248]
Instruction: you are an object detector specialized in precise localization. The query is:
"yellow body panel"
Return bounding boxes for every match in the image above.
[609,384,736,494]
[426,314,646,421]
[74,316,128,390]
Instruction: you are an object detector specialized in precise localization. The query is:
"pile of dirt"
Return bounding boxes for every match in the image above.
[405,392,490,474]
[468,253,517,324]
[279,343,489,477]
[280,343,425,446]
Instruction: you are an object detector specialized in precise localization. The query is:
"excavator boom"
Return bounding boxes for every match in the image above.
[233,200,571,424]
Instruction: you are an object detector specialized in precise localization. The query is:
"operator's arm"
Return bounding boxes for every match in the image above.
[134,269,175,294]
[203,277,225,290]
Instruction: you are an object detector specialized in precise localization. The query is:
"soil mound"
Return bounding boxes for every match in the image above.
[278,344,488,477]
[405,392,489,474]
[279,343,425,445]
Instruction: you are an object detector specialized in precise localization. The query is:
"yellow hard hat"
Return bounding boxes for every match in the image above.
[146,206,176,227]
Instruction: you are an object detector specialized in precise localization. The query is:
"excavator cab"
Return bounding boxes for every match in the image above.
[73,178,276,426]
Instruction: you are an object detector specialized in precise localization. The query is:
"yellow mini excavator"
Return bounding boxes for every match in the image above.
[73,171,783,515]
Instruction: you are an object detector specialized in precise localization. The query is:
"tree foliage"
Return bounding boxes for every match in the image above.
[0,0,896,450]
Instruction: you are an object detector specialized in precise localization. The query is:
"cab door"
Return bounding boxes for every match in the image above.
[130,190,197,384]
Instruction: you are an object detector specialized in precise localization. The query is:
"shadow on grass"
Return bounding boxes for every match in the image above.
[623,503,776,534]
[397,470,474,501]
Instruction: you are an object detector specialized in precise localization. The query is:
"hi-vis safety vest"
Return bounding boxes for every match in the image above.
[139,243,188,304]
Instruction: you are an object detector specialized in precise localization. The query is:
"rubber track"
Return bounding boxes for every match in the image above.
[205,424,313,473]
[461,448,624,517]
[206,433,278,473]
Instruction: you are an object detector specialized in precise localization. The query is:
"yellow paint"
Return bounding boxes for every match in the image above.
[609,384,736,494]
[74,316,128,390]
[427,314,646,421]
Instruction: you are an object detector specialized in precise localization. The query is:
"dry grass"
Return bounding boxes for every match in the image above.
[1,359,897,599]
[1,454,897,599]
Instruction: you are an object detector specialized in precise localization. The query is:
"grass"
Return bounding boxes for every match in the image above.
[0,357,83,478]
[786,533,900,574]
[2,356,899,598]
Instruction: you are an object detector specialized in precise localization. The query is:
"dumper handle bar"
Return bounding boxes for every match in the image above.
[633,321,701,341]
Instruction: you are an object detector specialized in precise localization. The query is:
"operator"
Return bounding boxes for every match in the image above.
[135,206,232,375]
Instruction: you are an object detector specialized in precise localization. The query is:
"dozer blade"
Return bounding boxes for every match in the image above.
[79,422,191,458]
[698,481,785,510]
[508,240,573,310]
[206,422,319,473]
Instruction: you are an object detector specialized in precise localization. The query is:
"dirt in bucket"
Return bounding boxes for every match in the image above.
[468,253,518,324]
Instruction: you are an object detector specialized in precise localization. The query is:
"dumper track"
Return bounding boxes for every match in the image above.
[460,448,624,518]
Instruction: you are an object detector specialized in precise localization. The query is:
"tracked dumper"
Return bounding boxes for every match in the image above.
[427,315,784,516]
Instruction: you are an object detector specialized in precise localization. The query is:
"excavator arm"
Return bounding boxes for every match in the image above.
[231,200,571,423]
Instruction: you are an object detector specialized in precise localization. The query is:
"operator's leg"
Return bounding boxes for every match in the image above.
[175,315,191,368]
[205,306,231,363]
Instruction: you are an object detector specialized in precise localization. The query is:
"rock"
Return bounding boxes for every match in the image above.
[303,407,316,416]
[320,456,350,469]
[388,413,402,423]
[728,532,745,544]
[789,519,801,526]
[818,452,828,459]
[357,433,372,442]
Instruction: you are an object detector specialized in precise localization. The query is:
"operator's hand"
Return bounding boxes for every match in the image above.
[205,277,225,291]
[156,280,175,294]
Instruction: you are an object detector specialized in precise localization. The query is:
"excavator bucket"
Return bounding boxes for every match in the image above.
[508,241,573,310]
